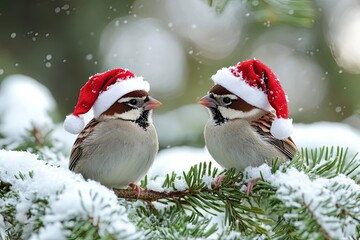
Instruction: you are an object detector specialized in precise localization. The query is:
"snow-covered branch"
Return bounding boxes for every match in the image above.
[113,188,192,201]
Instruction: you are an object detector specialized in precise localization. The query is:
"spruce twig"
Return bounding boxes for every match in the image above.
[113,189,196,201]
[303,202,333,240]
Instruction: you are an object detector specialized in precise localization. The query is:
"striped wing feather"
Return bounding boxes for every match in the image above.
[69,118,100,171]
[251,112,297,159]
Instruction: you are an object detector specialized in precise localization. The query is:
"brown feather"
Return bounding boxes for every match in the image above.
[210,84,232,95]
[69,118,100,171]
[230,97,256,112]
[210,84,256,112]
[251,112,297,159]
[102,90,149,116]
[123,90,148,98]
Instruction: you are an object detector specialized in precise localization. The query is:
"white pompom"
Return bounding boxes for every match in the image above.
[270,118,293,140]
[63,114,85,134]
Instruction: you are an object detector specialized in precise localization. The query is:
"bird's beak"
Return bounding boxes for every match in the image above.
[198,94,217,108]
[144,97,162,110]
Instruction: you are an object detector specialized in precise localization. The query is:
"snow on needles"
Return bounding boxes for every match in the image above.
[0,150,138,239]
[239,162,360,238]
[268,168,360,239]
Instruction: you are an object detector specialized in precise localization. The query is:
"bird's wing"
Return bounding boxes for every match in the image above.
[251,112,297,159]
[69,118,100,171]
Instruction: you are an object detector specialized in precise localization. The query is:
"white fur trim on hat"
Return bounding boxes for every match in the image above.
[64,114,85,134]
[270,118,293,140]
[212,68,272,111]
[93,77,150,117]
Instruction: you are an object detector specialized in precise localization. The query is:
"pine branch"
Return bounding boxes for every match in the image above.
[136,205,218,239]
[303,202,332,240]
[113,188,195,201]
[117,162,270,234]
[126,147,360,238]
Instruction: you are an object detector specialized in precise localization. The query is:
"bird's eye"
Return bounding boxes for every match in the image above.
[129,99,138,105]
[222,97,232,105]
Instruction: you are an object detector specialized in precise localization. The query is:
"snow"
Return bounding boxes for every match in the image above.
[30,222,66,240]
[174,178,188,191]
[0,150,138,239]
[148,146,220,178]
[268,168,360,238]
[292,121,360,155]
[201,174,214,189]
[147,178,165,192]
[0,214,5,240]
[244,164,272,183]
[147,176,188,192]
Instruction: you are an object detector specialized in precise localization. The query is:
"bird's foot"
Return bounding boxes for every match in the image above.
[212,175,226,189]
[245,178,261,196]
[129,183,142,198]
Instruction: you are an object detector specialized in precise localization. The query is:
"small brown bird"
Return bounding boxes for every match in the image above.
[199,59,297,193]
[64,68,160,195]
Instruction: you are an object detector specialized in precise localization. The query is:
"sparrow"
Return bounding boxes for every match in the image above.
[64,68,160,195]
[69,90,160,193]
[199,84,297,169]
[198,59,297,193]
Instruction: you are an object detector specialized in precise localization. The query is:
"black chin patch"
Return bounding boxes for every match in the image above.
[135,110,150,130]
[210,108,227,125]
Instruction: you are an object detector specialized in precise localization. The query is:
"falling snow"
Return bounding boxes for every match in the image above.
[62,4,69,10]
[85,54,93,61]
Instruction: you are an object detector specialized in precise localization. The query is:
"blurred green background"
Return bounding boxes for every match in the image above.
[1,0,360,148]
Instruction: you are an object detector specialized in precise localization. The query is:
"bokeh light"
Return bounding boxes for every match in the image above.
[100,17,187,96]
[251,43,326,114]
[327,1,360,73]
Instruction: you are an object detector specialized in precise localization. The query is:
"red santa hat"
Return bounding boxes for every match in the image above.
[64,68,150,134]
[211,59,293,140]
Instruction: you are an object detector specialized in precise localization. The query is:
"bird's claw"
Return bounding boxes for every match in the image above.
[129,183,142,198]
[245,178,261,196]
[213,175,226,189]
